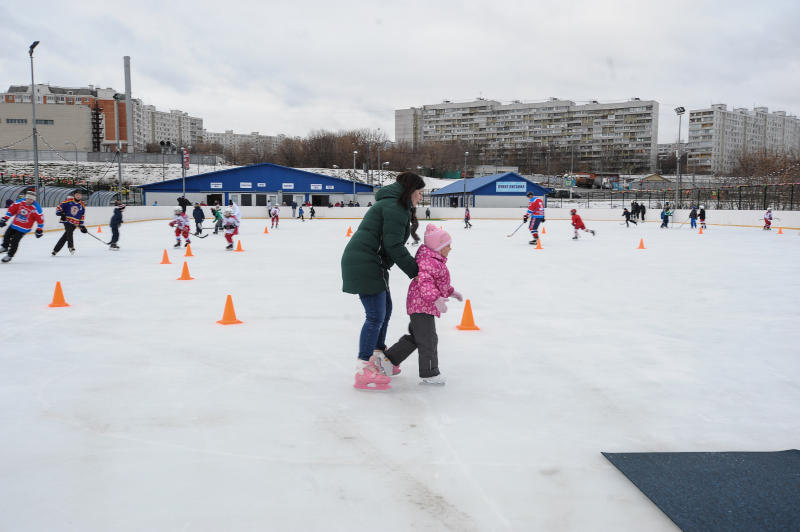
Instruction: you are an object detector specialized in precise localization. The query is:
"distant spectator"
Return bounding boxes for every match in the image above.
[425,207,431,219]
[153,201,158,206]
[291,200,297,218]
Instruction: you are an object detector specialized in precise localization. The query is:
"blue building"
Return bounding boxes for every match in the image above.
[137,163,376,207]
[430,173,552,208]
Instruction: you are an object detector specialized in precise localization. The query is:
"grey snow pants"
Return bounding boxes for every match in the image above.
[385,313,440,378]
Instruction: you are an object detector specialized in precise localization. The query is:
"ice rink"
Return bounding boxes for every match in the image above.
[1,215,798,531]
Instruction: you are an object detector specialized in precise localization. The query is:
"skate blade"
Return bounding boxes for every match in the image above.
[353,382,391,391]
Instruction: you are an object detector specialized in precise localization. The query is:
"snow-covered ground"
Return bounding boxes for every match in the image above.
[1,217,797,531]
[1,160,457,191]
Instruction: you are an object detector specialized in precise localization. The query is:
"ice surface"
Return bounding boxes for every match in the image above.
[1,216,797,531]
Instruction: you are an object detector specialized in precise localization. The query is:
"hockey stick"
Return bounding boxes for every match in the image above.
[506,221,526,237]
[85,231,111,245]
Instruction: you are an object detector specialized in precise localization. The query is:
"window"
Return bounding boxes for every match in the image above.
[6,118,27,124]
[36,119,54,125]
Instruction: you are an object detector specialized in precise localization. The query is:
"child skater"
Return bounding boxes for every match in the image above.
[622,207,637,227]
[763,208,773,230]
[298,205,305,221]
[698,205,707,230]
[168,207,192,247]
[464,207,472,229]
[221,207,240,250]
[270,205,280,228]
[570,208,595,239]
[376,224,463,385]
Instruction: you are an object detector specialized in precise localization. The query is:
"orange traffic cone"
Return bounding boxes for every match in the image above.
[535,239,543,250]
[264,226,269,234]
[234,240,244,252]
[778,227,784,234]
[96,225,102,233]
[216,294,243,325]
[160,249,171,264]
[699,226,703,234]
[637,238,646,249]
[456,299,480,330]
[184,243,194,257]
[177,261,194,280]
[346,226,353,237]
[48,281,70,308]
[542,226,546,234]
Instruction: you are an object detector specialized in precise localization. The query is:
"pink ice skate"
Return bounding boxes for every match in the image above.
[371,351,401,376]
[354,359,391,391]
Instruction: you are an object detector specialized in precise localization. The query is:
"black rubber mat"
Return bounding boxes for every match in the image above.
[602,450,800,532]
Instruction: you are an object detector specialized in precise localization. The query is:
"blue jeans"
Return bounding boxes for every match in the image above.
[358,290,392,361]
[690,218,697,228]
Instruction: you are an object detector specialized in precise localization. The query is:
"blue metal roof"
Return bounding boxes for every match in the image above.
[136,163,375,193]
[431,172,552,196]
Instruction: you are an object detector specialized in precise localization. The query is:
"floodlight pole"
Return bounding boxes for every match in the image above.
[352,150,358,202]
[29,41,41,202]
[674,106,685,213]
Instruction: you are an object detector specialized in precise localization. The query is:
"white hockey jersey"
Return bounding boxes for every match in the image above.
[270,206,280,217]
[170,212,191,229]
[222,214,240,234]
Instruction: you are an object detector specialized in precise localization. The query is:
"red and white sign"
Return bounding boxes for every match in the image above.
[182,148,190,169]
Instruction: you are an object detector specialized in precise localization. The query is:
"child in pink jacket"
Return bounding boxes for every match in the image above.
[377,224,463,385]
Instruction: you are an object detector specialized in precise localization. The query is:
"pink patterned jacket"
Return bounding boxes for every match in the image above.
[406,244,454,317]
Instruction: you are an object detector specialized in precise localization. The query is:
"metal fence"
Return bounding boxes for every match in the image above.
[547,183,800,211]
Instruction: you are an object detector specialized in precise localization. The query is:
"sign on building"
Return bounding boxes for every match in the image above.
[210,182,223,189]
[310,184,322,190]
[325,185,334,190]
[257,183,266,188]
[240,182,252,189]
[495,182,527,193]
[282,183,294,190]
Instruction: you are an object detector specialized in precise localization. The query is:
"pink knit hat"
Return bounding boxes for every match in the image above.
[424,223,451,251]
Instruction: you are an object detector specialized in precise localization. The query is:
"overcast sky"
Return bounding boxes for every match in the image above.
[2,0,798,145]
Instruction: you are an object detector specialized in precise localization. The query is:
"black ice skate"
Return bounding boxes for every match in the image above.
[226,243,233,250]
[185,240,191,247]
[572,235,578,240]
[590,230,596,236]
[529,238,538,245]
[69,247,75,254]
[1,255,11,263]
[110,243,120,250]
[174,241,182,248]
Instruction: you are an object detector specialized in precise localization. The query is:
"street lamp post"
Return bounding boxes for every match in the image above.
[352,150,358,203]
[64,141,78,185]
[28,41,41,202]
[382,161,390,186]
[674,106,685,212]
[463,151,469,208]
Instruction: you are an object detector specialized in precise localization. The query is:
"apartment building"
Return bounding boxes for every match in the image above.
[1,84,127,152]
[395,98,659,172]
[687,104,800,175]
[134,103,203,150]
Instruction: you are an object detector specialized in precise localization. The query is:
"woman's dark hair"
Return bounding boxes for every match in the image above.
[410,208,420,243]
[395,172,425,208]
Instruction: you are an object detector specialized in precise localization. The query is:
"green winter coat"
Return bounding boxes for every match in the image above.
[341,182,419,295]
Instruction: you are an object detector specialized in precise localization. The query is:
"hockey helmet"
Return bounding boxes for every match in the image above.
[699,205,704,209]
[223,207,233,216]
[174,207,183,214]
[570,208,577,215]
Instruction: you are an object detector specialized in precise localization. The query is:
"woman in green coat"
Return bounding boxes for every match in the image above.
[341,172,425,389]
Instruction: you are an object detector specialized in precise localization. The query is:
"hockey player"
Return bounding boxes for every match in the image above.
[211,205,223,234]
[168,207,192,247]
[192,203,205,235]
[763,208,773,230]
[464,207,472,229]
[660,202,673,229]
[109,201,124,250]
[698,205,707,229]
[689,206,698,229]
[0,190,44,262]
[298,205,305,221]
[52,191,87,255]
[622,207,637,227]
[2,193,42,252]
[227,199,241,220]
[270,205,280,228]
[570,209,595,239]
[221,207,240,250]
[309,206,316,220]
[522,191,545,245]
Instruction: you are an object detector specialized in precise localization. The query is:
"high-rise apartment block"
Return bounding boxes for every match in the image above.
[395,98,659,172]
[687,104,800,175]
